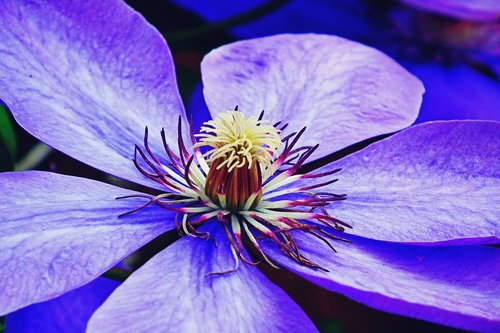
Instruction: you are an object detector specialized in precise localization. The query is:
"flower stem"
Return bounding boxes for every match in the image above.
[14,142,53,171]
[166,0,290,42]
[102,267,132,282]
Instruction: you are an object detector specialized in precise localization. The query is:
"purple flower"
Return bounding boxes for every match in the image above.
[398,0,500,21]
[0,1,499,332]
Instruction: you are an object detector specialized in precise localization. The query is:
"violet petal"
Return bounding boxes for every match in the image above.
[304,120,500,242]
[262,233,500,332]
[201,33,424,160]
[0,0,186,190]
[87,225,317,333]
[5,277,119,333]
[0,171,174,315]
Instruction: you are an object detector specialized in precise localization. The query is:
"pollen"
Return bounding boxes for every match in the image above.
[193,109,283,211]
[194,109,282,172]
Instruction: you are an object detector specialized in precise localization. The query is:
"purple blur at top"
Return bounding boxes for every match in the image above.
[399,0,500,21]
[0,0,499,332]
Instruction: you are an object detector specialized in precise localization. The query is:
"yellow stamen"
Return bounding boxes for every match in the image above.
[195,110,282,211]
[195,111,282,171]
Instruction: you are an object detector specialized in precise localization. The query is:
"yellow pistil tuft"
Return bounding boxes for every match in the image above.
[195,110,282,172]
[195,110,282,211]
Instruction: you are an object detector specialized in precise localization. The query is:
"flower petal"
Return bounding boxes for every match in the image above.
[0,0,186,189]
[5,277,119,333]
[307,120,500,242]
[263,233,500,332]
[0,171,174,315]
[399,0,500,22]
[201,34,424,159]
[87,225,317,332]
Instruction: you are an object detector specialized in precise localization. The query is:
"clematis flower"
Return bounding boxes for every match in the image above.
[0,1,499,332]
[395,0,500,82]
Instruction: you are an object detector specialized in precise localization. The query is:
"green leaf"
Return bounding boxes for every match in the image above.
[316,319,343,333]
[15,142,52,171]
[0,104,16,171]
[176,65,200,105]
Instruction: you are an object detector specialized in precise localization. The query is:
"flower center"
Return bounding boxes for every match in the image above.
[195,110,282,211]
[121,108,351,274]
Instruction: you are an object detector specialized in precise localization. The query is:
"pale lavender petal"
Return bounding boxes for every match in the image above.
[400,0,500,21]
[5,277,119,333]
[201,34,424,159]
[263,233,500,332]
[87,225,317,333]
[0,171,174,315]
[306,120,499,242]
[0,0,187,189]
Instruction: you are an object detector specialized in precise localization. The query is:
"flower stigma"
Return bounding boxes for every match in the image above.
[195,110,281,211]
[119,107,351,274]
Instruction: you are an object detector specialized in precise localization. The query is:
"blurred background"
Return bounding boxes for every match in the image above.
[1,0,498,332]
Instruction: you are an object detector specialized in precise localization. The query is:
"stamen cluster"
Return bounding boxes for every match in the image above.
[195,109,282,173]
[121,109,350,273]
